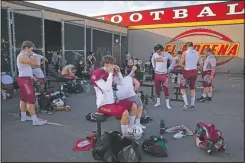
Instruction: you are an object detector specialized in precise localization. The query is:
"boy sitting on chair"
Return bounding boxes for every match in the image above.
[90,55,138,137]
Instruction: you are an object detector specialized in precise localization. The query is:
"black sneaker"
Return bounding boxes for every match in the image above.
[197,96,205,102]
[189,105,195,110]
[181,105,189,111]
[205,97,212,101]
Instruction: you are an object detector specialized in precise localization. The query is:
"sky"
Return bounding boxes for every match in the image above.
[27,1,225,17]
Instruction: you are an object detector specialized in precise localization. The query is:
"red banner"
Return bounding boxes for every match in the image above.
[94,1,244,27]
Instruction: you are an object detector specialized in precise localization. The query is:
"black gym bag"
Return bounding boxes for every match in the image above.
[142,136,168,157]
[92,131,142,162]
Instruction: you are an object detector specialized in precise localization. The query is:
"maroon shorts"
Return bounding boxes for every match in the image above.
[203,70,215,87]
[62,74,77,81]
[98,99,133,116]
[17,77,36,104]
[180,69,198,90]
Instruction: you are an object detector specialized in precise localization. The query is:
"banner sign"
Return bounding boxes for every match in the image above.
[164,28,240,66]
[94,1,244,28]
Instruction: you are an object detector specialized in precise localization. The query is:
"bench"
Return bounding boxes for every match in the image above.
[170,86,183,102]
[141,83,155,98]
[170,69,182,76]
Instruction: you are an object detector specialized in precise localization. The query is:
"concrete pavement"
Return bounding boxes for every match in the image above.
[1,74,244,162]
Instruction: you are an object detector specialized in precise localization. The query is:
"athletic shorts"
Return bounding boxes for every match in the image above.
[126,95,143,108]
[179,69,198,90]
[203,70,215,87]
[98,99,133,116]
[17,77,36,104]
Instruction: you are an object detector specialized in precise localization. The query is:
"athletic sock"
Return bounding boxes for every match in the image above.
[31,115,39,122]
[208,93,212,97]
[191,96,195,106]
[121,125,129,135]
[182,95,189,105]
[135,119,140,125]
[202,93,207,98]
[129,116,136,127]
[166,99,171,109]
[21,112,27,118]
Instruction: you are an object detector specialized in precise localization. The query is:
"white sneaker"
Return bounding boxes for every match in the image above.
[137,124,146,130]
[154,103,160,107]
[33,119,47,126]
[173,130,187,139]
[167,105,172,110]
[21,116,32,122]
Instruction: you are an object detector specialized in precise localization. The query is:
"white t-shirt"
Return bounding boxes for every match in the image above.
[184,48,200,70]
[151,52,175,73]
[31,54,45,78]
[116,76,136,100]
[32,68,45,78]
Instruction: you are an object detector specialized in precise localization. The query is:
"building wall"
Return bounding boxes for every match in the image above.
[2,1,127,35]
[128,24,244,73]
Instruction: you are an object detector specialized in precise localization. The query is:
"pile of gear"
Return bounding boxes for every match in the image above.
[34,80,71,115]
[87,120,227,162]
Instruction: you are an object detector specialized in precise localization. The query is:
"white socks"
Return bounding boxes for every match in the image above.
[191,96,195,106]
[208,93,212,97]
[154,98,172,109]
[31,115,39,122]
[154,98,161,107]
[129,115,136,127]
[121,125,129,135]
[135,119,141,125]
[202,93,207,98]
[182,95,189,106]
[20,112,32,122]
[21,112,27,118]
[166,99,172,109]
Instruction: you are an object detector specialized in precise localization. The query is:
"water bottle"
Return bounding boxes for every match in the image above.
[160,120,166,135]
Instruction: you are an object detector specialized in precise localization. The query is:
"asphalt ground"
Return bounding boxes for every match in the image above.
[1,73,244,162]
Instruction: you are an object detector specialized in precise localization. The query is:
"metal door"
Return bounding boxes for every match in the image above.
[8,8,45,78]
[61,19,87,70]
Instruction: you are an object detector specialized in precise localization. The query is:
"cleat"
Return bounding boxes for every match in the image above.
[197,96,205,102]
[181,105,189,111]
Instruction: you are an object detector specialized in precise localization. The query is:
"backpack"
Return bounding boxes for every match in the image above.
[92,131,142,162]
[142,136,168,157]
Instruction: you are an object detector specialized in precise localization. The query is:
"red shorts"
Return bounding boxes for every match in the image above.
[203,70,215,87]
[180,69,198,90]
[62,74,77,81]
[17,77,36,104]
[98,99,133,116]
